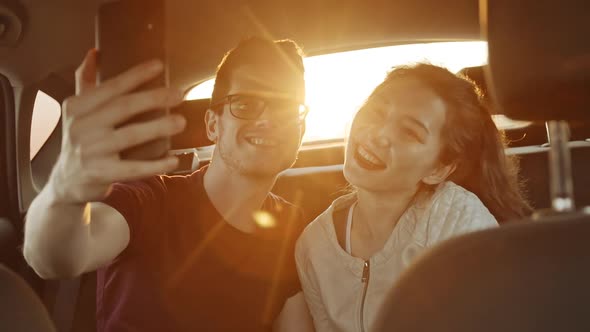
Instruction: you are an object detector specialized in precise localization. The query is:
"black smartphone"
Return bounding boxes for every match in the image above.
[96,0,170,160]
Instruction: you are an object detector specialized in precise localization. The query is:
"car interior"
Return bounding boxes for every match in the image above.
[1,0,589,331]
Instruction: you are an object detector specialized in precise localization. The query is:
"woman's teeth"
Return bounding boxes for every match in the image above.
[357,145,384,166]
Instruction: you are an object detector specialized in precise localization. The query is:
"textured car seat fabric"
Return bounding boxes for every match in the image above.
[0,264,56,332]
[375,213,590,332]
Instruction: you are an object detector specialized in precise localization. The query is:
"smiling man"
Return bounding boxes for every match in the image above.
[24,37,313,332]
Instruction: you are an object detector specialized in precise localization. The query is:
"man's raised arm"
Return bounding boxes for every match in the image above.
[23,50,185,279]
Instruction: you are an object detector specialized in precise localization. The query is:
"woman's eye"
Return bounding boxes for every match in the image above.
[401,128,423,143]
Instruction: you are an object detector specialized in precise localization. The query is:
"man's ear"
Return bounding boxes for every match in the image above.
[204,109,219,143]
[298,121,306,144]
[421,162,457,185]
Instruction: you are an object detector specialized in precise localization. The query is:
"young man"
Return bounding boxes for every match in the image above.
[24,37,314,331]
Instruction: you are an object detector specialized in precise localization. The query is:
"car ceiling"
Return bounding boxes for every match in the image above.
[1,0,480,92]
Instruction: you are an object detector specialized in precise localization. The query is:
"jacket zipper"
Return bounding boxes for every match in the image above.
[360,260,370,332]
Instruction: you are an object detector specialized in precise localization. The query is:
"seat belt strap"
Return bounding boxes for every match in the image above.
[52,278,81,332]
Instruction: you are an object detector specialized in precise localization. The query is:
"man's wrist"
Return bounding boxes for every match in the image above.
[45,169,86,207]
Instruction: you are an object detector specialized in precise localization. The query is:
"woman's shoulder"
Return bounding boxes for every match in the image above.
[434,181,485,208]
[421,181,498,243]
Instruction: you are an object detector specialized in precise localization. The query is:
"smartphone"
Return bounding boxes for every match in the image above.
[95,0,170,160]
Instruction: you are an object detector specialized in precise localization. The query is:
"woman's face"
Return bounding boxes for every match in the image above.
[344,78,450,194]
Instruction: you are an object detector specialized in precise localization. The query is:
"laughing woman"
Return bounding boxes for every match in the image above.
[295,64,531,332]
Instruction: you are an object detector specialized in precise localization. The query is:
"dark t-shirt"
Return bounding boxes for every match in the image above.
[97,166,305,332]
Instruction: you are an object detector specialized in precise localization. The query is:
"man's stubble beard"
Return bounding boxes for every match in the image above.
[215,123,297,179]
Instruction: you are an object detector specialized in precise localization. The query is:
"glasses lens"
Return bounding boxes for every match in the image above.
[230,96,266,119]
[271,100,308,121]
[229,95,308,122]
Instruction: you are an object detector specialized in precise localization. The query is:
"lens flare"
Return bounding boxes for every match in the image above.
[254,211,277,228]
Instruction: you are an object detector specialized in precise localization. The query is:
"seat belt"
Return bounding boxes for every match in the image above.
[52,278,81,332]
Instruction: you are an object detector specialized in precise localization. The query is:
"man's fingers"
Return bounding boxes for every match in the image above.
[79,87,184,128]
[75,49,98,95]
[84,115,186,156]
[104,156,179,182]
[94,59,164,104]
[67,59,165,118]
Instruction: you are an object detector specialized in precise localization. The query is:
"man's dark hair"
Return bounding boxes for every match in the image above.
[210,37,305,107]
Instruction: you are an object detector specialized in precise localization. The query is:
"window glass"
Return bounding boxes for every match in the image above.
[30,91,61,160]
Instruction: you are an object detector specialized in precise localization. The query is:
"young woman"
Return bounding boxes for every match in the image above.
[295,64,531,332]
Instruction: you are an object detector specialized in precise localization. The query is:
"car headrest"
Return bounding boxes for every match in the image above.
[170,99,213,149]
[482,0,590,122]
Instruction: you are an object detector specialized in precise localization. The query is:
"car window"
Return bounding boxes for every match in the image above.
[186,41,528,143]
[30,91,61,160]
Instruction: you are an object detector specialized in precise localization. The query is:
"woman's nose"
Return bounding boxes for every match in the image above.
[368,127,391,147]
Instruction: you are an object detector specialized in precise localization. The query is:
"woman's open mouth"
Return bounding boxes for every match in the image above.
[354,144,386,170]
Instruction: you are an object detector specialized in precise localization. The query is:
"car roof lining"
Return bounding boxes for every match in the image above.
[1,0,480,90]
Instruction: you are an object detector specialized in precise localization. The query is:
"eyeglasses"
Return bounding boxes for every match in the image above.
[211,94,309,122]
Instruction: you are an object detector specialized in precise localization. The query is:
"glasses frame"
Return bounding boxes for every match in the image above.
[210,94,309,122]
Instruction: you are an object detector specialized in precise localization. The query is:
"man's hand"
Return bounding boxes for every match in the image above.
[49,49,186,204]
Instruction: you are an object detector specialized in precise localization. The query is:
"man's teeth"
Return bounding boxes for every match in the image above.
[357,145,383,166]
[247,137,278,146]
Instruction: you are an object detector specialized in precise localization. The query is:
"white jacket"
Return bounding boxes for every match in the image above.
[295,181,498,332]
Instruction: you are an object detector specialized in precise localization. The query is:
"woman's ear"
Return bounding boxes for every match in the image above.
[204,109,219,143]
[421,162,457,185]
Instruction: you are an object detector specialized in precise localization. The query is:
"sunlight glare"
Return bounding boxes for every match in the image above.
[186,41,489,142]
[185,79,215,100]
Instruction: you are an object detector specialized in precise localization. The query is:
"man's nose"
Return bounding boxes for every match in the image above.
[253,108,278,129]
[254,118,274,129]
